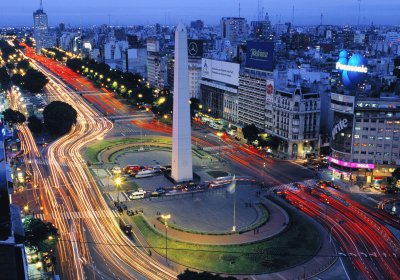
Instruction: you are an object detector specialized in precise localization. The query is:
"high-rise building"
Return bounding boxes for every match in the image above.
[251,13,272,39]
[329,92,400,184]
[171,23,193,182]
[33,0,49,54]
[220,17,247,45]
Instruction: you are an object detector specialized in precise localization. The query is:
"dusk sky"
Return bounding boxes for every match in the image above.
[0,0,398,27]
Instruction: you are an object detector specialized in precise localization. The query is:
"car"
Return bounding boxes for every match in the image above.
[150,191,160,197]
[155,187,166,194]
[111,166,122,175]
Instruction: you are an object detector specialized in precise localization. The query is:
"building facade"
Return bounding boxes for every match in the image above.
[238,68,273,131]
[220,17,247,45]
[33,4,50,54]
[330,92,400,183]
[272,88,321,158]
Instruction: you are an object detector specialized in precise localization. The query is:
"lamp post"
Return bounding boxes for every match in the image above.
[217,132,224,162]
[161,214,171,265]
[115,177,122,204]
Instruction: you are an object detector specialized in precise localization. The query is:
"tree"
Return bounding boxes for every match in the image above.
[27,115,43,134]
[18,68,48,93]
[43,101,77,136]
[0,67,11,90]
[23,217,58,252]
[266,135,281,150]
[190,97,200,120]
[3,109,26,126]
[242,124,259,144]
[392,168,400,184]
[178,269,237,280]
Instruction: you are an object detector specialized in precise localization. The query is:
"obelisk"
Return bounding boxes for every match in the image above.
[171,23,193,182]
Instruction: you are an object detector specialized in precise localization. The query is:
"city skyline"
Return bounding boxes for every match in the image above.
[0,0,399,27]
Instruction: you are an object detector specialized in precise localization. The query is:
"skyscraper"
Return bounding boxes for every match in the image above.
[171,23,193,183]
[33,0,49,54]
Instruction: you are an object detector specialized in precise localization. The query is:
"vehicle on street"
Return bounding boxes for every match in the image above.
[124,165,140,174]
[129,188,146,200]
[119,218,132,235]
[135,169,160,178]
[111,166,122,175]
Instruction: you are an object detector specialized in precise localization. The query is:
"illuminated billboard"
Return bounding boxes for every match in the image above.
[201,58,239,86]
[336,50,368,89]
[331,111,353,153]
[188,40,203,59]
[245,41,274,71]
[265,79,274,104]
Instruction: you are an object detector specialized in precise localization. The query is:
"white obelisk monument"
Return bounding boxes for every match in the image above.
[171,23,193,182]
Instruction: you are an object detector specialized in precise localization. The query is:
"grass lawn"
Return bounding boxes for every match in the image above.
[206,170,230,178]
[132,201,320,274]
[84,137,172,163]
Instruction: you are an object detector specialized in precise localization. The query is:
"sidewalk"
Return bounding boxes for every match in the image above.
[146,196,289,245]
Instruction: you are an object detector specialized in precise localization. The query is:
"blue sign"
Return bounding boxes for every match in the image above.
[245,41,274,71]
[336,50,368,89]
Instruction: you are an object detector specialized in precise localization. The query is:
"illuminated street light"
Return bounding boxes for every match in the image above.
[115,177,122,203]
[160,214,171,265]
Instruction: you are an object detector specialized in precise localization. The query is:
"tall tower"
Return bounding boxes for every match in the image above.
[171,23,193,183]
[33,0,49,54]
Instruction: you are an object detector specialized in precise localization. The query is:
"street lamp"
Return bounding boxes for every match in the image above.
[160,214,171,265]
[115,177,122,204]
[217,132,224,161]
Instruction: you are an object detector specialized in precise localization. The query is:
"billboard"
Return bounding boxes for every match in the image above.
[188,40,203,59]
[336,50,368,89]
[265,79,274,104]
[201,58,239,86]
[245,41,274,71]
[331,111,353,153]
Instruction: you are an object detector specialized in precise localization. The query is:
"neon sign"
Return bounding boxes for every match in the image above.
[328,156,374,169]
[336,62,368,74]
[336,50,368,89]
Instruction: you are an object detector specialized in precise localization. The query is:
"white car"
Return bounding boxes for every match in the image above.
[111,166,122,175]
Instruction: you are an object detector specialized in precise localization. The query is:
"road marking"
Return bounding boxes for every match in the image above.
[35,210,119,221]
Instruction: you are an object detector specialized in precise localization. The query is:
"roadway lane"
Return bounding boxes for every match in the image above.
[18,43,177,280]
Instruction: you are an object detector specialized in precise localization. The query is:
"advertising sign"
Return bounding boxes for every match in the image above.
[336,50,368,89]
[201,58,239,86]
[188,40,204,59]
[245,41,274,71]
[265,79,274,104]
[328,157,374,169]
[331,111,353,153]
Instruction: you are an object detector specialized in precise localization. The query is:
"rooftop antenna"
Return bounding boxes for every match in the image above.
[357,0,361,28]
[292,4,295,25]
[257,0,260,21]
[320,12,323,25]
[239,2,241,18]
[40,0,43,10]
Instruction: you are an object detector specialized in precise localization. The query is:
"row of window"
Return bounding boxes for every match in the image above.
[354,143,399,148]
[354,135,399,141]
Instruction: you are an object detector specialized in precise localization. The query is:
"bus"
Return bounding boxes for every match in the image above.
[135,169,159,178]
[119,218,132,235]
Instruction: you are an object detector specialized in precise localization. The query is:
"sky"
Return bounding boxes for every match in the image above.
[0,0,399,27]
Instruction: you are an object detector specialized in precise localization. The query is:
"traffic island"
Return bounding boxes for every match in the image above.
[130,198,320,275]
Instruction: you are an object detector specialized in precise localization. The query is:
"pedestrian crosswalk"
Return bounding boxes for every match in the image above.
[202,145,232,152]
[35,209,120,221]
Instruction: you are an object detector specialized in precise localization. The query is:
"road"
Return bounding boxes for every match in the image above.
[281,182,400,280]
[16,43,176,279]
